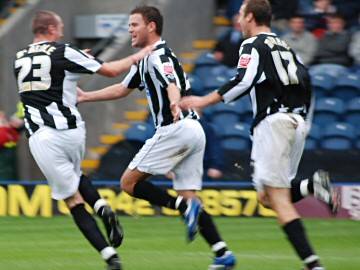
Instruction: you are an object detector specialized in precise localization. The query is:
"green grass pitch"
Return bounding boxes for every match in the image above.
[0,216,359,270]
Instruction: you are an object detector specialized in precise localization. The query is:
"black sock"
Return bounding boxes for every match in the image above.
[308,178,314,194]
[283,219,321,269]
[199,210,228,257]
[291,179,305,203]
[78,175,108,216]
[70,204,109,252]
[291,178,314,203]
[78,174,101,207]
[133,181,187,213]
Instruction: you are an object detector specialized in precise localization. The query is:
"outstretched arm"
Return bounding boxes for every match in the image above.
[77,83,133,103]
[97,46,152,77]
[180,91,222,110]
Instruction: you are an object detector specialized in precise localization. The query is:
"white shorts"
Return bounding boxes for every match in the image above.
[128,118,205,190]
[251,113,306,191]
[29,125,85,200]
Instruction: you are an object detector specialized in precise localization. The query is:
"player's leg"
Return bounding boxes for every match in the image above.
[287,116,339,213]
[290,171,340,213]
[78,174,124,247]
[265,186,323,270]
[120,123,196,214]
[177,191,236,270]
[65,191,121,270]
[253,113,325,270]
[74,125,123,247]
[173,119,236,269]
[28,127,121,269]
[121,168,189,213]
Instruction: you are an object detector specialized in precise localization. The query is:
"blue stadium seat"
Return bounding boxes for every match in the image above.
[310,73,335,98]
[313,97,345,125]
[332,73,360,101]
[218,122,251,151]
[194,52,219,66]
[209,65,229,77]
[354,128,360,150]
[187,74,204,95]
[345,97,360,126]
[224,67,237,80]
[203,75,228,92]
[236,97,253,124]
[309,64,348,78]
[193,53,220,80]
[202,106,215,121]
[124,122,155,143]
[320,122,355,150]
[305,124,321,150]
[210,102,242,126]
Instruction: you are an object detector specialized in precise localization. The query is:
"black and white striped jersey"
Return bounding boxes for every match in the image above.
[14,41,102,137]
[121,40,199,128]
[218,33,312,130]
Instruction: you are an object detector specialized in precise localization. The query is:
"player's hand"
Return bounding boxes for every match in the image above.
[77,87,87,103]
[131,45,153,64]
[170,102,181,122]
[179,96,204,110]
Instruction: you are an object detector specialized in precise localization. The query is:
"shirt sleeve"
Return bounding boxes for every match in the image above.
[121,64,142,90]
[62,44,103,74]
[150,54,177,88]
[217,43,260,103]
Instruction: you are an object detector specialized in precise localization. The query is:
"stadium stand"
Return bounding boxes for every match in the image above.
[320,122,356,150]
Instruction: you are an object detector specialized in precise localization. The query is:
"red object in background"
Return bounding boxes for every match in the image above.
[312,28,326,39]
[0,127,20,148]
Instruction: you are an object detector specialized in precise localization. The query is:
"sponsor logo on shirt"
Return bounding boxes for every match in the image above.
[164,64,174,74]
[238,54,251,68]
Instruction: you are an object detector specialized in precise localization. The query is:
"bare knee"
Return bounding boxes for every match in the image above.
[120,176,136,195]
[265,187,300,224]
[257,191,272,208]
[120,169,148,195]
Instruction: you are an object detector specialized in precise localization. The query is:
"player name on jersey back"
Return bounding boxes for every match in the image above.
[16,44,57,59]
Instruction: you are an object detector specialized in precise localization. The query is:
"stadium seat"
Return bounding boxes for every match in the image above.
[313,97,345,125]
[305,124,321,150]
[236,97,253,123]
[218,122,251,151]
[345,97,360,126]
[320,122,355,150]
[309,64,348,78]
[194,52,219,67]
[310,73,335,98]
[202,106,215,121]
[203,74,228,92]
[224,67,237,79]
[354,128,360,150]
[332,72,360,101]
[193,53,220,80]
[187,74,204,95]
[210,102,242,126]
[124,122,155,143]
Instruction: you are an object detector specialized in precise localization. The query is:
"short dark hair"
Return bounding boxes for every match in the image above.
[130,5,163,35]
[32,10,59,35]
[243,0,272,27]
[327,12,345,21]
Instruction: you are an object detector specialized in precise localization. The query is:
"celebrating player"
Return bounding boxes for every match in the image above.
[77,5,236,270]
[14,10,151,270]
[180,1,338,269]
